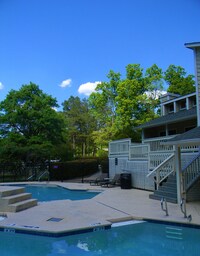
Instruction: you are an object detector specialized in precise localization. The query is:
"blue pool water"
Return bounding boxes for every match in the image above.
[19,185,99,201]
[0,221,200,256]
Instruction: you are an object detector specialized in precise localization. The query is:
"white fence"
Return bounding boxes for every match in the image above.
[109,139,131,156]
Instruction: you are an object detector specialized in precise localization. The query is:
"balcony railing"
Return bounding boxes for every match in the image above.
[109,139,131,156]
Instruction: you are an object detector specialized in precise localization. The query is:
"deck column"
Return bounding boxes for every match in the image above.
[175,145,183,204]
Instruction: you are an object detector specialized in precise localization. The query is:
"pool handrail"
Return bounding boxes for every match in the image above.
[38,170,50,181]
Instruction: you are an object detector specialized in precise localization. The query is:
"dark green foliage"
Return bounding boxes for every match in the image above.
[0,83,65,163]
[165,65,195,95]
[49,158,108,181]
[89,64,163,144]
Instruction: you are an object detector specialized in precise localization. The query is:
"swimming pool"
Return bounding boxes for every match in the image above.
[0,221,200,256]
[15,185,100,202]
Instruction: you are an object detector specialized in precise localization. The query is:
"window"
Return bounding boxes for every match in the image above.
[168,104,174,113]
[179,100,186,110]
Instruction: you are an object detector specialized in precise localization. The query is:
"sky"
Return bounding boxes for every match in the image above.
[0,0,200,109]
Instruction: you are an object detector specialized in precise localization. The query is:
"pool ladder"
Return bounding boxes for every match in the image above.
[161,197,169,216]
[180,198,192,222]
[38,171,50,181]
[27,170,50,181]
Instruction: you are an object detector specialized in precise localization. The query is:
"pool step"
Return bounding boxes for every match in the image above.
[7,198,38,212]
[0,187,25,198]
[0,186,38,212]
[165,226,183,240]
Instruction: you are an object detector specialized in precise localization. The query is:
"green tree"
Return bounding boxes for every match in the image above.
[164,64,195,95]
[62,96,97,158]
[0,83,65,163]
[89,64,163,146]
[88,71,121,151]
[115,64,163,139]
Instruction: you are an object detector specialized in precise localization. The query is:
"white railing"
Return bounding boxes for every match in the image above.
[182,152,200,192]
[129,144,149,160]
[143,136,176,152]
[109,139,131,156]
[147,153,175,189]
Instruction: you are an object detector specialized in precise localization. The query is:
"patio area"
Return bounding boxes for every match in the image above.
[0,181,200,236]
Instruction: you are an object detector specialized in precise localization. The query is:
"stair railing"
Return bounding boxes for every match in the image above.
[182,152,200,192]
[147,153,175,189]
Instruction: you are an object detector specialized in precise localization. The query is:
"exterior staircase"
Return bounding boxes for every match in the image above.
[149,152,200,204]
[0,186,37,212]
[149,174,177,203]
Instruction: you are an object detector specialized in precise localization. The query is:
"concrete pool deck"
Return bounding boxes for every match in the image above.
[0,181,200,235]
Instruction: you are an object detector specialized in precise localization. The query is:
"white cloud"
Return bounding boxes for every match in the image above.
[78,81,101,96]
[0,82,4,90]
[59,78,72,88]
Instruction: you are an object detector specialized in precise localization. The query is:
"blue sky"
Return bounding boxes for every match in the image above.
[0,0,199,108]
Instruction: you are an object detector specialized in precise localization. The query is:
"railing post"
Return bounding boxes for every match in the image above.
[175,145,183,204]
[156,170,160,190]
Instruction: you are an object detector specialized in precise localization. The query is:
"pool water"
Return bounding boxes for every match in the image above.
[22,185,100,201]
[0,221,200,256]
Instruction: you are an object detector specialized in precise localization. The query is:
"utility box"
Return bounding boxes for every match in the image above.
[120,173,132,189]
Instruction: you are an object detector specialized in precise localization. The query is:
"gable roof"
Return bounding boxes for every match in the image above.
[162,126,200,146]
[137,107,197,129]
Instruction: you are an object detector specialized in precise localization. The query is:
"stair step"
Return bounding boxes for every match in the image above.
[159,186,177,192]
[2,193,32,204]
[0,186,25,198]
[149,194,177,203]
[8,199,38,212]
[150,172,178,204]
[154,190,177,198]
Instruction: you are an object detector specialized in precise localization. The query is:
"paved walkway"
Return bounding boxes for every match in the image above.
[0,182,200,235]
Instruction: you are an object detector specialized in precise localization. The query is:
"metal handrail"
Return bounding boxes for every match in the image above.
[27,174,35,181]
[161,198,169,216]
[180,198,187,218]
[38,170,49,181]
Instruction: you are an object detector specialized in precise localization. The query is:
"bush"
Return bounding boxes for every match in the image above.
[49,157,108,181]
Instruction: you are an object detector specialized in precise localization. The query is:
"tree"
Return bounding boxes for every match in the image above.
[88,71,121,151]
[0,83,65,163]
[89,64,163,145]
[62,96,97,158]
[164,64,195,95]
[115,64,163,139]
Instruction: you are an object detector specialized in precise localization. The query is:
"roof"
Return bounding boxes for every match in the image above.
[162,126,200,146]
[137,107,197,129]
[185,42,200,49]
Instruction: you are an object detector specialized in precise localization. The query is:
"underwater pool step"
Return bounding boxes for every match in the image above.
[165,226,183,240]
